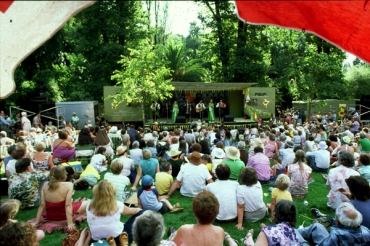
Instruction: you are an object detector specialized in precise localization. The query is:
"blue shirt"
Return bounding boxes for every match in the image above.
[139,158,158,179]
[320,225,370,246]
[137,188,162,212]
[0,116,9,125]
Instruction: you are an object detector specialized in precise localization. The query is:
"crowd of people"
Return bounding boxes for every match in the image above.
[1,108,370,245]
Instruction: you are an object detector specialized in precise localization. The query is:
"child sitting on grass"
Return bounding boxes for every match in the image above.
[201,154,213,177]
[104,158,130,202]
[270,154,284,180]
[90,147,107,173]
[266,174,292,221]
[138,175,183,214]
[155,162,173,196]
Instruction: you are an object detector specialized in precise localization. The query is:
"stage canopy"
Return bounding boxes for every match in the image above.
[235,0,370,64]
[171,82,256,92]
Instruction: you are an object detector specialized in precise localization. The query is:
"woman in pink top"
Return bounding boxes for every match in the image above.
[264,133,279,158]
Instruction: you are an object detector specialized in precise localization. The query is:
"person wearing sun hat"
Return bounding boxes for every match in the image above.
[222,146,245,180]
[306,141,330,172]
[167,148,184,178]
[333,136,355,156]
[165,152,213,198]
[115,145,136,183]
[210,147,225,173]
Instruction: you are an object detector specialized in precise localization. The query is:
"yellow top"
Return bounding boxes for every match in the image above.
[271,188,292,202]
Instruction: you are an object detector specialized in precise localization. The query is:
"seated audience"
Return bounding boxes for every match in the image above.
[137,175,183,214]
[90,147,108,173]
[237,141,249,165]
[166,152,213,198]
[288,149,312,198]
[251,200,304,245]
[33,166,88,230]
[167,149,184,178]
[8,158,49,209]
[338,175,370,229]
[86,180,142,244]
[326,150,360,210]
[0,222,41,246]
[29,142,54,172]
[116,146,136,183]
[206,164,238,221]
[132,149,159,191]
[104,158,130,202]
[129,141,143,166]
[236,167,268,229]
[306,141,330,172]
[94,129,114,160]
[155,162,173,195]
[6,147,26,177]
[298,202,370,245]
[279,141,295,168]
[77,128,94,145]
[222,146,245,180]
[247,146,271,184]
[357,153,370,183]
[267,174,292,221]
[52,131,75,161]
[172,191,225,246]
[270,154,284,180]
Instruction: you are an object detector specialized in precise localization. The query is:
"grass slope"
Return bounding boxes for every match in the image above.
[1,162,334,246]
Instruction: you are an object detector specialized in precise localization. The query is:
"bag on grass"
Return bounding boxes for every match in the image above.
[62,228,81,246]
[75,180,89,190]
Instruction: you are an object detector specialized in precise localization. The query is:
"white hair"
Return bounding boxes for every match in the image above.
[132,210,165,246]
[336,202,362,228]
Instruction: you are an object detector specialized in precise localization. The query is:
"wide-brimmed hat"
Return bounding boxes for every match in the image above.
[187,152,202,165]
[142,175,154,186]
[167,148,182,157]
[318,141,327,150]
[72,112,76,115]
[213,148,225,159]
[116,145,127,155]
[341,136,351,144]
[225,146,240,160]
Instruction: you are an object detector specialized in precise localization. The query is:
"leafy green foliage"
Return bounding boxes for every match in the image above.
[345,64,370,99]
[110,39,173,108]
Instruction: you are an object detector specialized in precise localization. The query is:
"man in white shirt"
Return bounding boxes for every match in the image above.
[306,141,330,172]
[196,100,206,122]
[165,152,213,198]
[279,141,295,168]
[150,100,160,122]
[206,164,238,221]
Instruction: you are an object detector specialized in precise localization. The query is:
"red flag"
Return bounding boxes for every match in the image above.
[0,1,95,99]
[235,1,370,64]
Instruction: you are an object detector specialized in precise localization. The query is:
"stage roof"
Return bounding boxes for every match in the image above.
[171,82,256,91]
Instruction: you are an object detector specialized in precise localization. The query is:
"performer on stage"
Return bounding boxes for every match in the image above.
[184,99,192,122]
[208,99,215,122]
[150,100,160,122]
[196,100,206,121]
[216,99,226,122]
[171,100,179,123]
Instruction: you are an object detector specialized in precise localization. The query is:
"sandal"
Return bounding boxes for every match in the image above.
[106,236,117,246]
[119,232,129,246]
[224,232,239,246]
[241,229,254,246]
[322,174,328,180]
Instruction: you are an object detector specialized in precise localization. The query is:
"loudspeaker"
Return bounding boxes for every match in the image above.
[175,116,186,123]
[224,115,234,122]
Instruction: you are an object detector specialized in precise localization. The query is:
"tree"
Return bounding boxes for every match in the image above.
[110,40,173,125]
[345,64,370,99]
[159,42,207,82]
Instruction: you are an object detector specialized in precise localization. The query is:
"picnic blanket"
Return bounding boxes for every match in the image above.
[27,213,87,233]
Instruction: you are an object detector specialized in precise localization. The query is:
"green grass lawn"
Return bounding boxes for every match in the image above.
[1,168,333,246]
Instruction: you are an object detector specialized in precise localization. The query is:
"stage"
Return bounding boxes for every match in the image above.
[144,117,258,131]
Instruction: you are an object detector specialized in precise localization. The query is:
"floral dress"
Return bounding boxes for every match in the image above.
[288,163,312,197]
[262,222,302,246]
[326,165,360,209]
[30,152,51,171]
[171,104,179,123]
[8,171,48,209]
[208,102,215,121]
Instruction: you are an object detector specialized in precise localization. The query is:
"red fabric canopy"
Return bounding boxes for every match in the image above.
[235,1,370,64]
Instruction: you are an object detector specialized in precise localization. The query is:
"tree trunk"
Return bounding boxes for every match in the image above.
[214,0,229,81]
[233,20,248,82]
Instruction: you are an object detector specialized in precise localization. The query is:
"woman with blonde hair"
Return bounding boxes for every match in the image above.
[287,150,312,199]
[131,149,159,191]
[87,180,142,245]
[29,142,54,171]
[0,199,44,243]
[33,166,88,231]
[94,129,114,159]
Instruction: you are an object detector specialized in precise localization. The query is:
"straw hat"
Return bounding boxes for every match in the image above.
[167,148,182,157]
[225,146,240,160]
[116,145,127,155]
[187,152,202,165]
